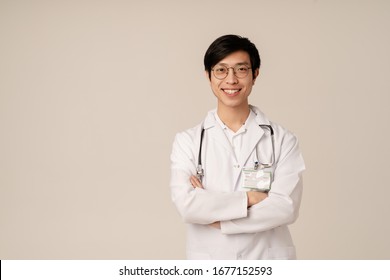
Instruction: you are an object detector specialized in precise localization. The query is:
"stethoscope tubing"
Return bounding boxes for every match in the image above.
[196,124,275,182]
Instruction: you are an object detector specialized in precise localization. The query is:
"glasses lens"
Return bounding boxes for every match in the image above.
[234,65,250,78]
[213,66,228,79]
[212,65,250,79]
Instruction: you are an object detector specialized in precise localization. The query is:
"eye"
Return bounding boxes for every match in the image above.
[214,67,227,73]
[236,66,249,73]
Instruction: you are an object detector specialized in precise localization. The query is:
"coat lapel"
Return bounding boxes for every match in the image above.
[238,122,264,168]
[203,107,271,189]
[203,110,232,153]
[234,107,270,187]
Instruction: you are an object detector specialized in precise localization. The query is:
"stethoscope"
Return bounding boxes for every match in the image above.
[196,124,275,182]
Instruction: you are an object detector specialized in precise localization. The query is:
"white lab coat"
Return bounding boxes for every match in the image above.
[170,105,305,259]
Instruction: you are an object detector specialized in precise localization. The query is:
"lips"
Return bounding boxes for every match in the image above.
[222,88,241,96]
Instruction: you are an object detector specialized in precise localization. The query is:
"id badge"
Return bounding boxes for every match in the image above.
[241,167,272,192]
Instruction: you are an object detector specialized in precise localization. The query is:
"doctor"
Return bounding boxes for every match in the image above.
[170,35,305,259]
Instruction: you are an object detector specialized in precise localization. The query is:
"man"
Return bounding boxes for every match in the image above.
[170,35,305,259]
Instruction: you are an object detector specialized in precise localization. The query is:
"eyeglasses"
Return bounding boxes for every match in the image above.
[211,64,251,80]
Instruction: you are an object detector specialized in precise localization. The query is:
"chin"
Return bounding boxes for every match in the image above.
[220,100,247,109]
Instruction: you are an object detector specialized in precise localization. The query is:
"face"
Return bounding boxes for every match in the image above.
[207,50,259,111]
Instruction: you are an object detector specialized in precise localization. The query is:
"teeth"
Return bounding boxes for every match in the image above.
[224,89,239,95]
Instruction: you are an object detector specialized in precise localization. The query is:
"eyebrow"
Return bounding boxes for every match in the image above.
[216,62,250,67]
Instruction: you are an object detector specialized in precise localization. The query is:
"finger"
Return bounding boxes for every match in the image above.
[193,176,203,188]
[190,176,200,188]
[190,176,197,188]
[190,175,203,189]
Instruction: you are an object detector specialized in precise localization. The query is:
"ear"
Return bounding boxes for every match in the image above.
[205,71,211,81]
[252,68,260,85]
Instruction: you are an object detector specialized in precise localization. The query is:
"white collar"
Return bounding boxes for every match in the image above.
[203,105,271,129]
[214,109,256,133]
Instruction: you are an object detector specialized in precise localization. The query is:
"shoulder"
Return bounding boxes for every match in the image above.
[271,121,298,145]
[251,105,302,164]
[174,125,200,147]
[171,117,206,160]
[266,120,305,172]
[170,119,205,166]
[251,105,298,142]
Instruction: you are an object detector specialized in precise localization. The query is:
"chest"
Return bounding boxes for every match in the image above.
[200,135,275,192]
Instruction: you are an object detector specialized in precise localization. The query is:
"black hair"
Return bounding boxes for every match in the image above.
[204,34,261,79]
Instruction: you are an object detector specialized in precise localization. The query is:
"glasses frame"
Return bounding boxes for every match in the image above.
[211,64,252,80]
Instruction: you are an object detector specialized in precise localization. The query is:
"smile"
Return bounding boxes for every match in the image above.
[222,89,241,96]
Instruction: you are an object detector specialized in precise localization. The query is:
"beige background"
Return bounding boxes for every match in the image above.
[1,0,389,259]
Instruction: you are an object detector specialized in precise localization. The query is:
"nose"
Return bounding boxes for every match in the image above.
[225,67,238,84]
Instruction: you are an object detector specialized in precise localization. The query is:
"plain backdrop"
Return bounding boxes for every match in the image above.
[1,0,389,259]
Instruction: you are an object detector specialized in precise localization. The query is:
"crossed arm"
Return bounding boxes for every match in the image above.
[171,130,305,234]
[189,175,268,229]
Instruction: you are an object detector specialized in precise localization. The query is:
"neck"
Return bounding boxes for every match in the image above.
[217,105,250,132]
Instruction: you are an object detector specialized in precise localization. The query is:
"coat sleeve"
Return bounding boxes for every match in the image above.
[220,130,305,234]
[170,131,248,225]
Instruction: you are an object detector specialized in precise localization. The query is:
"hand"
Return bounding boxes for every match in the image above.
[209,221,221,229]
[190,175,204,189]
[247,191,268,207]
